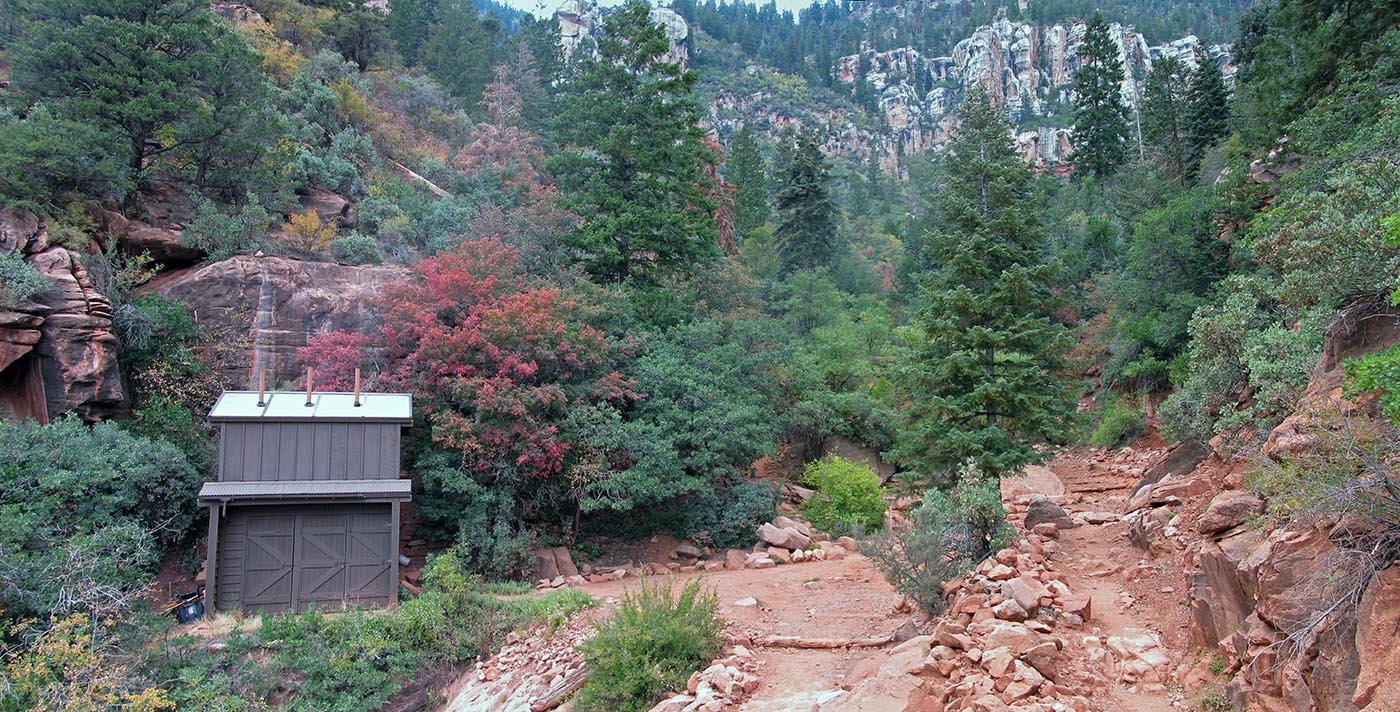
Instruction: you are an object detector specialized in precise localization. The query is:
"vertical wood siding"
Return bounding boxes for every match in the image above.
[217,423,402,481]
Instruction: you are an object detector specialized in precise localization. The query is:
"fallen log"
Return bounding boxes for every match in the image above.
[752,633,895,649]
[528,665,588,711]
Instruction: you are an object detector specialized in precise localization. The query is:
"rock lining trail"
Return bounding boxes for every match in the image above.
[440,445,1201,711]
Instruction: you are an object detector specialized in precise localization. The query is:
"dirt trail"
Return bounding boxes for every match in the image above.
[574,555,908,711]
[1041,450,1190,712]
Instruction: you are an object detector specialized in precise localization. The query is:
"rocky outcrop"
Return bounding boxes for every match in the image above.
[28,247,124,420]
[703,14,1234,174]
[149,255,409,386]
[1354,568,1400,710]
[559,0,689,67]
[124,220,205,266]
[0,208,124,422]
[1182,292,1400,712]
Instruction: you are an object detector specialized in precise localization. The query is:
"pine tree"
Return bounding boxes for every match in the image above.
[549,0,717,285]
[896,91,1073,483]
[1186,51,1230,169]
[421,0,503,101]
[773,129,840,274]
[387,0,437,66]
[726,126,770,240]
[1141,56,1191,182]
[1071,12,1132,179]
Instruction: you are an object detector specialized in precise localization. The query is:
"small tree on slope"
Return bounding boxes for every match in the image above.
[894,90,1074,484]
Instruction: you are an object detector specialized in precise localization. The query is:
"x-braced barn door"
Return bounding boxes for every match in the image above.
[295,513,349,610]
[346,511,393,604]
[242,516,296,610]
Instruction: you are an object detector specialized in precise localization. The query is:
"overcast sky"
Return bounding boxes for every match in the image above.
[499,0,815,20]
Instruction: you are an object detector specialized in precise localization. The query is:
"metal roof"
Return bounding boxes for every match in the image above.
[198,479,412,502]
[207,391,413,423]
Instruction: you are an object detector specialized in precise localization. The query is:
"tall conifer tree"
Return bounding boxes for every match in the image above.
[727,126,770,240]
[1071,12,1132,179]
[896,91,1073,483]
[1141,56,1191,182]
[773,129,839,274]
[1186,51,1230,168]
[549,0,717,285]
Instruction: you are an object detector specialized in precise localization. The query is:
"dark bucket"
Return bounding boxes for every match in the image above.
[176,600,205,624]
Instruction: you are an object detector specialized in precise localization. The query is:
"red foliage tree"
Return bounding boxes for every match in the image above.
[300,237,635,479]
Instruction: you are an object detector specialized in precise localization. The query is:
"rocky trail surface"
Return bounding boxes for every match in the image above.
[439,444,1217,712]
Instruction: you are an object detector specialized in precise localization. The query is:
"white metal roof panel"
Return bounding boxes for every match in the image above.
[207,391,413,422]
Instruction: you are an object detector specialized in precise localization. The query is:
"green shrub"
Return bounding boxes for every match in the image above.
[1089,398,1145,448]
[330,232,384,264]
[865,478,1014,614]
[679,478,778,550]
[1198,688,1233,712]
[1345,343,1400,423]
[182,197,274,260]
[800,454,886,534]
[576,577,723,712]
[414,452,536,580]
[236,550,594,712]
[0,416,202,619]
[0,249,48,307]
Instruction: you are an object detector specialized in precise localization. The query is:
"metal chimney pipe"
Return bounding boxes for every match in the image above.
[305,367,314,407]
[353,368,362,407]
[257,370,266,407]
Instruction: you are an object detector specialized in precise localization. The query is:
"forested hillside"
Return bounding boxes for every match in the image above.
[2,0,1399,708]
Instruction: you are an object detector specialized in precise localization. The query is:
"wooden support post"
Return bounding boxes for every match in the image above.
[389,499,401,611]
[204,504,220,615]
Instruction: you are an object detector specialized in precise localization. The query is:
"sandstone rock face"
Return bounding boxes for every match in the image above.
[152,255,409,386]
[0,209,125,422]
[124,220,205,266]
[1354,568,1400,710]
[27,247,124,420]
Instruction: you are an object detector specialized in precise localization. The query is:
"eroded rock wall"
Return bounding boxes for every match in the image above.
[150,255,409,387]
[0,208,124,422]
[1177,296,1400,712]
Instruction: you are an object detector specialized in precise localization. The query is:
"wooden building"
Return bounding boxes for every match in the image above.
[198,388,412,614]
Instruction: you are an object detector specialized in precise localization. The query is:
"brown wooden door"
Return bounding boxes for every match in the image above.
[242,515,295,612]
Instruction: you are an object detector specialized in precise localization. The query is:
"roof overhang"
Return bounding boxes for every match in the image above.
[198,479,412,503]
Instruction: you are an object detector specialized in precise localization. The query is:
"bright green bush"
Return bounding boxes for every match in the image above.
[800,454,886,534]
[1089,399,1145,448]
[865,478,1014,614]
[0,249,48,307]
[576,577,723,712]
